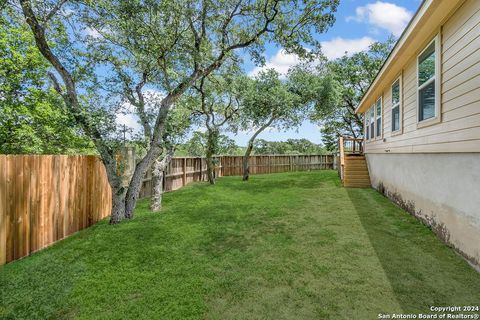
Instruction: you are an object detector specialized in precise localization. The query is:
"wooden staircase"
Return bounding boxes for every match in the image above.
[338,137,371,188]
[343,155,371,187]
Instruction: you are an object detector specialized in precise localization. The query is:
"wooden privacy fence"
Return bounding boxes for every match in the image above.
[139,156,222,198]
[139,154,334,198]
[0,155,112,265]
[222,154,333,176]
[0,153,332,265]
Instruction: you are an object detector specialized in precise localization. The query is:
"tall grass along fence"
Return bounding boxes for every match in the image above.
[139,154,334,198]
[0,155,111,265]
[1,154,332,265]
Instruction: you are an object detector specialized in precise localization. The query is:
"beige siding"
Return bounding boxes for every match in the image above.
[365,0,480,153]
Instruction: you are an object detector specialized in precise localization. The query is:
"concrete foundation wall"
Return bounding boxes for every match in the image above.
[366,153,480,266]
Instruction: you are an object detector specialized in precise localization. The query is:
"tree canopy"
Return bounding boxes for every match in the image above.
[238,69,305,134]
[236,68,309,180]
[13,0,339,222]
[176,131,241,157]
[313,38,395,150]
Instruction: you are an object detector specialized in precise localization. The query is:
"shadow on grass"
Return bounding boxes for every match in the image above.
[346,188,480,313]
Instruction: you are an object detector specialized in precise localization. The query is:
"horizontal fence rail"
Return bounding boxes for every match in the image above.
[0,155,112,265]
[1,153,333,265]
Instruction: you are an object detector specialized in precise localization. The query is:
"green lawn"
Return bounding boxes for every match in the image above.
[1,171,479,319]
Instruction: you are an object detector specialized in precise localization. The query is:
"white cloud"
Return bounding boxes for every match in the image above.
[85,27,102,39]
[61,8,75,17]
[116,89,164,138]
[248,37,375,75]
[320,37,375,60]
[248,50,303,77]
[347,1,413,37]
[116,113,142,137]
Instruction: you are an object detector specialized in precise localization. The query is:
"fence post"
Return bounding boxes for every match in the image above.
[199,158,202,181]
[220,156,224,177]
[182,158,186,186]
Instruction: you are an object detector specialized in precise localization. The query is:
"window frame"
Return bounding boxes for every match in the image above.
[391,75,402,135]
[369,104,375,141]
[365,110,370,140]
[416,33,441,128]
[375,96,382,140]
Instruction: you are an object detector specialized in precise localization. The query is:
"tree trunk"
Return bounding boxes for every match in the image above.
[150,169,164,212]
[205,152,215,185]
[205,129,218,185]
[242,117,275,181]
[98,155,127,224]
[110,186,126,224]
[242,142,254,181]
[124,144,163,219]
[150,148,174,212]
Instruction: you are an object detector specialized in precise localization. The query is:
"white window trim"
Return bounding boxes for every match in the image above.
[365,107,372,141]
[375,96,382,140]
[365,111,369,141]
[416,33,441,128]
[369,105,375,141]
[391,75,403,136]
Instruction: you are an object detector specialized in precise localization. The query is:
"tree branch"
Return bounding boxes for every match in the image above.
[47,71,64,98]
[248,115,276,147]
[42,0,68,26]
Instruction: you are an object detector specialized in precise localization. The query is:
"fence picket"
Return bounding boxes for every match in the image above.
[0,155,111,265]
[0,156,6,265]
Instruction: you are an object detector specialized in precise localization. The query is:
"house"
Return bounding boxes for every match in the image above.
[354,0,480,267]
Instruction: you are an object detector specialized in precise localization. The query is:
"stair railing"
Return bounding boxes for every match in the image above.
[339,136,345,180]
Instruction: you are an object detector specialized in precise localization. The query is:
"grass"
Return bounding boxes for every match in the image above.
[1,171,479,319]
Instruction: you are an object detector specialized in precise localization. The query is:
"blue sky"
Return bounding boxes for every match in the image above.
[115,1,422,146]
[225,0,421,146]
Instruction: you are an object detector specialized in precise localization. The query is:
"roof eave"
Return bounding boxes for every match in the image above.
[354,0,454,114]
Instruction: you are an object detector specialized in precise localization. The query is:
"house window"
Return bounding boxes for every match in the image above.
[417,36,439,122]
[365,111,369,140]
[369,105,375,139]
[391,79,401,132]
[375,98,382,137]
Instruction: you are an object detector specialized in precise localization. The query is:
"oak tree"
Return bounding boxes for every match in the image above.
[17,0,339,222]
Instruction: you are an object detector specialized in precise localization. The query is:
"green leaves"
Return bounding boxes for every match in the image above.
[10,0,340,160]
[0,8,94,154]
[239,68,305,132]
[178,131,239,157]
[303,37,396,151]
